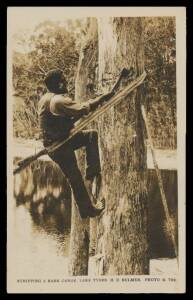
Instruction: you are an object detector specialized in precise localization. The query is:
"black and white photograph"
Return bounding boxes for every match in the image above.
[7,7,186,293]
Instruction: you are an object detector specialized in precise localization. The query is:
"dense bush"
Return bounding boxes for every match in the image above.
[13,20,82,139]
[13,17,176,148]
[143,17,176,148]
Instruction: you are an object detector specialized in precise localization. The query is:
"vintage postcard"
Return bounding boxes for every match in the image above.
[7,7,186,293]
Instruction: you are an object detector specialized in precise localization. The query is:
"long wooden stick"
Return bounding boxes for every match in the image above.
[141,105,178,259]
[47,71,146,154]
[13,71,146,175]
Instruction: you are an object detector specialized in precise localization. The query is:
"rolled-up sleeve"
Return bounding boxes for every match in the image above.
[50,95,90,118]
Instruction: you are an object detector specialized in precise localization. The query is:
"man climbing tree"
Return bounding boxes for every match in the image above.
[38,68,129,218]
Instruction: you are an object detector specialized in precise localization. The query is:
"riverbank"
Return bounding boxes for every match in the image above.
[13,138,177,170]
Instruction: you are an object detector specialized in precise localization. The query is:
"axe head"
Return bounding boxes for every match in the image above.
[120,67,134,78]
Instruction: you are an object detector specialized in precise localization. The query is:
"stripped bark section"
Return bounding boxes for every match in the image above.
[68,18,98,276]
[94,17,149,275]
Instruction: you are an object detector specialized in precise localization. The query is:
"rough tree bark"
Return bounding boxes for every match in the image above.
[93,17,149,275]
[68,18,98,276]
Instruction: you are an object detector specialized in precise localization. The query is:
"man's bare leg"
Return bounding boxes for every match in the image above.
[85,174,105,218]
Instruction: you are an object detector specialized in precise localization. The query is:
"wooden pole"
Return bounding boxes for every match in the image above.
[13,71,146,175]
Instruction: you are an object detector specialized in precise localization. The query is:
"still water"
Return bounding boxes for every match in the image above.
[11,159,72,278]
[10,158,178,278]
[12,203,70,278]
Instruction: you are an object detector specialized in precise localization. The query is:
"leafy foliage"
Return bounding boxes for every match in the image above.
[143,17,176,148]
[13,20,82,139]
[13,17,176,148]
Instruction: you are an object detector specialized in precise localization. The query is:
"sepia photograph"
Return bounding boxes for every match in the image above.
[7,7,186,293]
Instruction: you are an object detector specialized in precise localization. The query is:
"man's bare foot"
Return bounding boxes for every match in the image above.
[79,198,105,219]
[87,198,105,218]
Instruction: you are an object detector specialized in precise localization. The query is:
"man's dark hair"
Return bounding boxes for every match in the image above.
[44,69,63,93]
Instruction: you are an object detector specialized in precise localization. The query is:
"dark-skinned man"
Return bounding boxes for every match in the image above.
[38,68,130,218]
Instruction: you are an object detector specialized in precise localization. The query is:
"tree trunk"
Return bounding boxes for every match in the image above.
[94,17,149,275]
[68,18,98,276]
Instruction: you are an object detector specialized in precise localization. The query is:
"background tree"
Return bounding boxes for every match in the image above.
[12,20,83,139]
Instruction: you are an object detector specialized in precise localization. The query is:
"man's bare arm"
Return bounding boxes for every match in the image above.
[50,95,90,118]
[49,68,131,118]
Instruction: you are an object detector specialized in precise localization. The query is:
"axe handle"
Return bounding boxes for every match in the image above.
[111,72,124,94]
